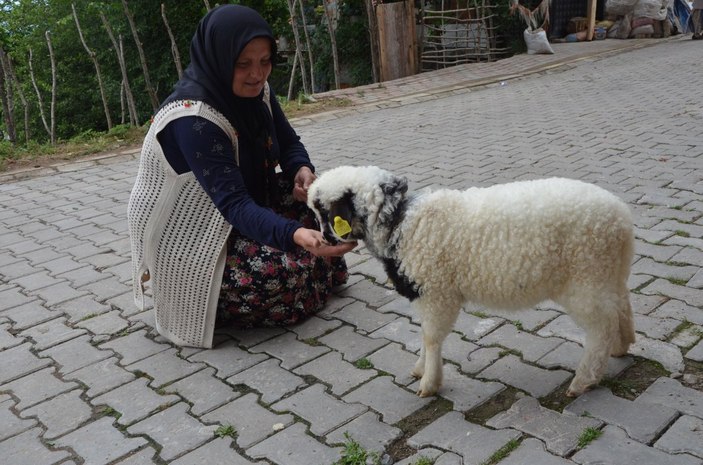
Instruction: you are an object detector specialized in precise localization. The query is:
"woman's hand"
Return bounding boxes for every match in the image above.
[293,166,316,203]
[293,227,357,257]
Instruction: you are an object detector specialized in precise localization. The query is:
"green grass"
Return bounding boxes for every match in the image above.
[481,439,520,465]
[334,433,379,465]
[577,427,602,448]
[354,358,374,369]
[214,424,237,439]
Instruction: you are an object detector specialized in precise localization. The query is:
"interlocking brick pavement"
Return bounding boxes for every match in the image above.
[1,35,702,464]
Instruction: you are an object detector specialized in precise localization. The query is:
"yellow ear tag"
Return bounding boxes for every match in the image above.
[333,216,352,237]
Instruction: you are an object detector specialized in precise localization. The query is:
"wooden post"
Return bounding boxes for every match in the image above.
[586,0,597,40]
[376,0,417,82]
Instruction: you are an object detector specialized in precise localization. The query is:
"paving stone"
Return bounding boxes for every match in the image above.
[40,334,113,375]
[317,325,389,363]
[349,255,389,283]
[485,307,561,331]
[641,279,703,307]
[425,364,504,411]
[287,315,342,340]
[126,348,206,388]
[20,389,93,439]
[440,332,480,367]
[228,358,306,403]
[367,342,418,385]
[79,276,132,301]
[487,396,602,456]
[537,341,633,379]
[0,394,36,441]
[495,438,575,465]
[273,383,366,435]
[201,392,295,448]
[408,411,521,465]
[0,322,24,350]
[628,335,685,374]
[630,293,669,315]
[636,377,703,418]
[331,300,398,333]
[654,415,703,459]
[28,281,89,307]
[251,332,329,369]
[223,326,286,348]
[10,270,65,292]
[0,300,60,330]
[671,325,703,349]
[164,367,240,416]
[453,311,504,341]
[294,350,374,396]
[634,314,682,340]
[65,357,136,398]
[0,427,71,465]
[112,447,159,465]
[247,422,342,465]
[1,367,79,411]
[376,295,417,322]
[687,339,703,362]
[537,314,585,345]
[19,316,86,351]
[479,324,565,362]
[461,347,504,374]
[127,402,217,462]
[91,377,181,426]
[651,299,703,326]
[56,417,147,464]
[100,329,171,365]
[369,317,422,353]
[326,411,402,453]
[188,339,269,377]
[170,438,255,465]
[0,287,37,311]
[343,376,429,425]
[54,295,112,323]
[395,448,445,465]
[572,425,701,465]
[338,278,397,308]
[56,265,112,288]
[0,342,52,384]
[478,355,572,398]
[75,309,130,336]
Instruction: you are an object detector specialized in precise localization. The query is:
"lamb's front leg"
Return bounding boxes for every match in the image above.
[413,300,461,397]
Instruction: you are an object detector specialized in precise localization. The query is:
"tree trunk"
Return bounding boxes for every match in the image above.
[323,0,341,89]
[203,0,211,11]
[161,4,183,79]
[72,4,113,131]
[5,52,30,144]
[46,31,57,144]
[28,47,51,140]
[99,12,139,126]
[122,0,159,111]
[0,46,17,143]
[286,0,310,95]
[297,0,316,93]
[364,0,380,83]
[287,51,298,101]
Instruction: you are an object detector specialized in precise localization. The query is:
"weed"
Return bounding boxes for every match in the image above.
[354,358,374,369]
[303,337,321,346]
[79,313,100,322]
[674,230,690,238]
[413,457,435,465]
[481,439,519,465]
[99,406,122,420]
[512,320,524,331]
[577,427,602,448]
[667,277,688,286]
[214,424,237,439]
[334,432,380,465]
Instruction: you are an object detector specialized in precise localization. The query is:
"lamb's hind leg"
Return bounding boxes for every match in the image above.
[414,299,460,397]
[563,292,621,397]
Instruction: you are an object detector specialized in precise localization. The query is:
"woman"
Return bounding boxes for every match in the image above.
[127,5,356,348]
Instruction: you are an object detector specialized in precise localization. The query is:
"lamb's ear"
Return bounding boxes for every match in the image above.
[381,175,408,197]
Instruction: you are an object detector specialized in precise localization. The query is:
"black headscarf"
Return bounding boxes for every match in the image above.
[162,5,280,205]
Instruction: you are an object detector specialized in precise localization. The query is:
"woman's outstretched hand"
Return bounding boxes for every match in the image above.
[293,166,316,203]
[294,228,356,257]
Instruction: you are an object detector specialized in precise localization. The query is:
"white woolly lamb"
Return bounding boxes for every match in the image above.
[308,165,635,398]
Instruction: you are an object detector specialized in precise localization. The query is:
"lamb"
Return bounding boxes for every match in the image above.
[308,165,636,397]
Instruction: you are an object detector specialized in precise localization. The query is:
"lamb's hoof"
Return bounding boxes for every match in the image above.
[416,377,439,397]
[566,382,594,398]
[410,368,423,379]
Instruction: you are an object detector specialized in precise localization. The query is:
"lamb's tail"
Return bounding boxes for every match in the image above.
[615,219,636,352]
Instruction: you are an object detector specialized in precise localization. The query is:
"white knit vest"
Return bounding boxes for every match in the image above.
[128,85,271,348]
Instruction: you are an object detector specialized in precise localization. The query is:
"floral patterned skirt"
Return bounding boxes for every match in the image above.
[216,177,348,329]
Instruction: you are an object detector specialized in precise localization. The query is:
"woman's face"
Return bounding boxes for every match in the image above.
[232,37,272,98]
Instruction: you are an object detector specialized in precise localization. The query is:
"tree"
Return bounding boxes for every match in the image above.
[0,46,17,143]
[122,0,159,111]
[72,3,112,130]
[99,11,138,126]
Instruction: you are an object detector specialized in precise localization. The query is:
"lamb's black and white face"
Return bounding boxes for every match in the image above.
[310,191,365,245]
